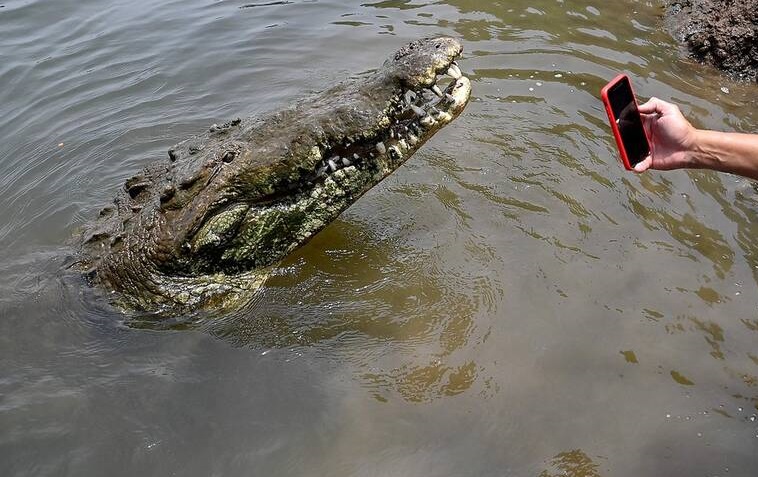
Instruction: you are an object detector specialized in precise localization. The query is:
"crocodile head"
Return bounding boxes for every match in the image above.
[80,37,471,312]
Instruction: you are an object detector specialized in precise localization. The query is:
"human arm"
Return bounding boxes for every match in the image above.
[633,97,758,180]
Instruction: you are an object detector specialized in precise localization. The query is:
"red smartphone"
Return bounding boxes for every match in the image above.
[600,74,650,170]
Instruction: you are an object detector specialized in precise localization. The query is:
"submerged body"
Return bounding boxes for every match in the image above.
[77,37,471,312]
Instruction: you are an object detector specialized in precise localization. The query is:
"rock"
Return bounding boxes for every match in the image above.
[661,0,758,82]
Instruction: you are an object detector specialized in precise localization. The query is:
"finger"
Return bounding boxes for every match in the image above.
[640,112,655,132]
[633,155,652,173]
[641,97,682,119]
[637,97,663,115]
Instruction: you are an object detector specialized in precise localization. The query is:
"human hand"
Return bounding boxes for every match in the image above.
[633,97,699,173]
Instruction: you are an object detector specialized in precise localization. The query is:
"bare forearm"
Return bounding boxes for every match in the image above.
[690,130,758,180]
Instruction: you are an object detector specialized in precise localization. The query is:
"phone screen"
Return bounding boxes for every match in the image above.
[608,77,649,167]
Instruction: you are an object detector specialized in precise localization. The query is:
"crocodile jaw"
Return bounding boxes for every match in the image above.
[188,44,472,274]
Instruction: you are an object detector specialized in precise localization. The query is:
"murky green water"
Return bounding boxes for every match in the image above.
[1,0,757,475]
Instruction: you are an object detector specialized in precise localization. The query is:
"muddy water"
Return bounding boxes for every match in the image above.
[1,0,757,475]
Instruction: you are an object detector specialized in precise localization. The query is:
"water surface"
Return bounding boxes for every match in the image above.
[1,0,757,475]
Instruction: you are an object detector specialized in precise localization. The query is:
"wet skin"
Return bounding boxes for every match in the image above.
[77,37,472,312]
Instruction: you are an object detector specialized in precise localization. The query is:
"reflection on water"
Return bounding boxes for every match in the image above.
[538,449,604,477]
[625,174,736,279]
[1,0,758,475]
[214,217,502,402]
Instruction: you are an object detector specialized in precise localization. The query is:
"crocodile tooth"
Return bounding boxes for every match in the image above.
[411,105,427,117]
[420,115,436,128]
[390,129,395,139]
[342,157,352,167]
[328,159,338,172]
[353,153,359,160]
[436,111,452,122]
[431,85,444,97]
[398,139,408,151]
[388,145,402,159]
[447,64,462,79]
[407,133,419,145]
[376,142,386,154]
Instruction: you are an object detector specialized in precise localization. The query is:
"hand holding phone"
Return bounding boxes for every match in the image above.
[635,97,704,172]
[600,74,651,171]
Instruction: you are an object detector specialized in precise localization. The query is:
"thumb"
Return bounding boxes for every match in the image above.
[634,155,652,173]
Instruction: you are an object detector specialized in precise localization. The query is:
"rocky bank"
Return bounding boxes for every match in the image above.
[662,0,757,81]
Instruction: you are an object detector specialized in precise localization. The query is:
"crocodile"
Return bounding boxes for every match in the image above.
[77,37,471,313]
